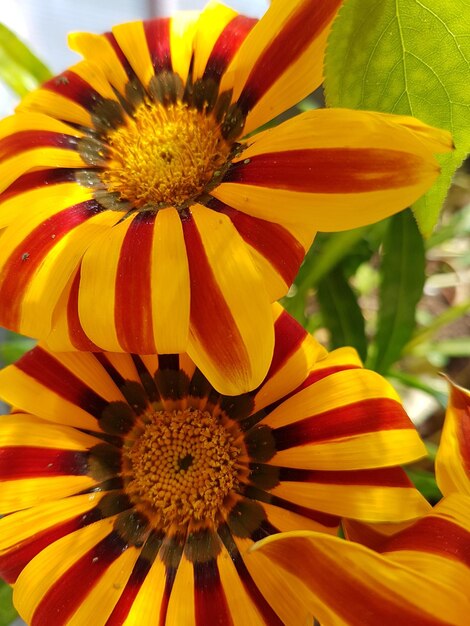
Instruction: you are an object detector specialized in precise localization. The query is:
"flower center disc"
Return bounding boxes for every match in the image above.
[124,409,241,529]
[101,101,231,209]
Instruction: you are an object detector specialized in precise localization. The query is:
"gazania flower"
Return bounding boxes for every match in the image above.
[0,307,429,625]
[252,378,470,625]
[0,0,452,394]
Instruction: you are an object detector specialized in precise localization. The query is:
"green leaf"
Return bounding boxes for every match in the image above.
[316,267,367,361]
[325,0,470,236]
[0,23,51,96]
[405,468,442,504]
[0,580,17,626]
[0,332,36,366]
[368,210,425,373]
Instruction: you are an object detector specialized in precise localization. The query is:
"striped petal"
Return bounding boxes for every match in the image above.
[78,208,190,354]
[213,108,452,231]
[0,192,117,338]
[210,198,312,301]
[192,2,241,82]
[234,535,313,625]
[435,378,470,497]
[183,204,274,395]
[0,113,84,194]
[0,414,100,513]
[0,491,108,583]
[260,359,427,470]
[68,32,130,96]
[196,8,257,87]
[106,545,168,625]
[17,61,123,127]
[342,518,425,551]
[251,303,327,412]
[0,347,131,430]
[267,467,429,522]
[221,0,343,134]
[381,494,470,592]
[251,527,470,626]
[13,518,135,625]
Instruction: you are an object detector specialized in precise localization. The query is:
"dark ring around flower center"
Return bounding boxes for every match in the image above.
[78,366,283,565]
[70,67,248,215]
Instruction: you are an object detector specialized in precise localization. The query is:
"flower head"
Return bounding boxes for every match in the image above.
[0,307,428,624]
[0,0,452,394]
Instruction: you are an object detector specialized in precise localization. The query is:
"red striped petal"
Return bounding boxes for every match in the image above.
[15,347,108,419]
[193,558,234,626]
[272,397,412,450]
[31,531,128,626]
[212,199,305,289]
[65,267,102,351]
[0,518,81,584]
[204,15,257,82]
[259,308,309,388]
[0,130,78,159]
[143,18,172,73]
[114,212,157,353]
[436,380,470,498]
[277,466,412,488]
[236,0,340,115]
[103,32,135,80]
[218,528,284,624]
[0,200,104,330]
[42,70,104,111]
[0,447,88,480]
[382,515,470,567]
[1,169,76,202]
[225,148,425,193]
[182,211,252,393]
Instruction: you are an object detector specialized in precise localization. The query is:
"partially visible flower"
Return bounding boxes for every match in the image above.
[252,378,470,625]
[0,0,452,394]
[435,378,470,498]
[0,307,428,624]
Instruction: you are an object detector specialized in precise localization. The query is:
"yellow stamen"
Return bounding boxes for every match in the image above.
[124,409,241,529]
[101,101,231,208]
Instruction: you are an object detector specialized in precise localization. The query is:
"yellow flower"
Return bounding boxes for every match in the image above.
[0,0,452,394]
[0,307,428,624]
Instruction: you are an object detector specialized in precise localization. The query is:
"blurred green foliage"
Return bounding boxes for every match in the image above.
[0,24,51,97]
[0,581,17,626]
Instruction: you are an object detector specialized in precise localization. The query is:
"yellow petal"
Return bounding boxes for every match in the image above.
[436,378,470,497]
[185,203,274,394]
[214,108,452,232]
[14,517,116,624]
[222,0,342,134]
[112,21,154,89]
[192,1,239,81]
[122,557,167,625]
[68,32,129,95]
[252,530,470,626]
[151,208,190,354]
[270,480,429,522]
